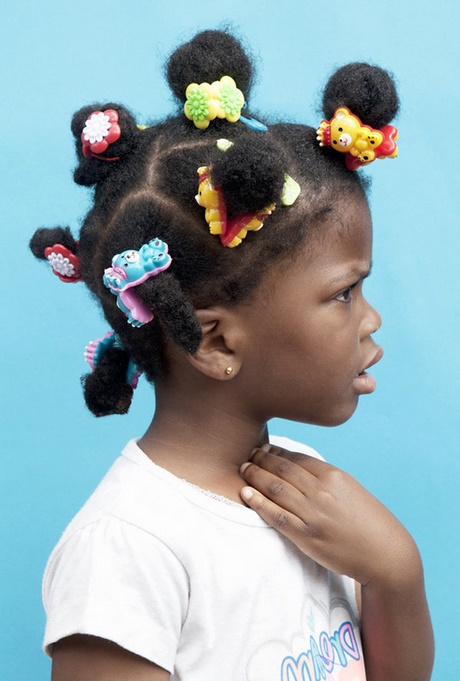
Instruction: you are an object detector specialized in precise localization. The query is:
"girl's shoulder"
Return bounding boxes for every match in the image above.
[46,435,324,571]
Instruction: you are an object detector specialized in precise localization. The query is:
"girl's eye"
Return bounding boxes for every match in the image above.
[335,285,354,303]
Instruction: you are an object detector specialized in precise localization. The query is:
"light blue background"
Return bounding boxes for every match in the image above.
[1,1,458,679]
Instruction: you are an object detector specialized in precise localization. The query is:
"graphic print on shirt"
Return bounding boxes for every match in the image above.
[246,595,366,681]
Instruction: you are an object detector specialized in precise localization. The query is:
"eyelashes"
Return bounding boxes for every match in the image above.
[333,267,372,304]
[334,280,360,303]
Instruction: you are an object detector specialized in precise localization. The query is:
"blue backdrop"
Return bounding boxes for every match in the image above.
[2,1,458,679]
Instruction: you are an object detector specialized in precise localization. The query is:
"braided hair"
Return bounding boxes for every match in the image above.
[30,29,399,417]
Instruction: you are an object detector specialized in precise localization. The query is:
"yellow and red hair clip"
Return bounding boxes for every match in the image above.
[316,107,398,171]
[195,140,300,248]
[195,165,276,248]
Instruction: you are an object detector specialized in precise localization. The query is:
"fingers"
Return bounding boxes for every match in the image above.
[243,445,325,496]
[239,451,320,553]
[240,448,317,519]
[239,484,307,543]
[254,444,329,476]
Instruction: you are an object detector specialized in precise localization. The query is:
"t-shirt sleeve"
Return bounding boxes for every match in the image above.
[42,515,189,673]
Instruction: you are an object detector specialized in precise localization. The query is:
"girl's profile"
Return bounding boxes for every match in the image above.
[30,28,434,681]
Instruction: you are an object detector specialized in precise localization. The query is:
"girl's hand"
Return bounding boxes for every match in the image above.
[240,445,434,681]
[240,444,419,587]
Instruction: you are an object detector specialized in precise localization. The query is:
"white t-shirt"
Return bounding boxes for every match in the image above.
[43,436,367,680]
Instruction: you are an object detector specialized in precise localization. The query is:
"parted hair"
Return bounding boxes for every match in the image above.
[30,29,399,416]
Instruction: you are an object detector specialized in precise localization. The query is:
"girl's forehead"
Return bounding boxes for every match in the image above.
[252,209,373,310]
[295,195,373,267]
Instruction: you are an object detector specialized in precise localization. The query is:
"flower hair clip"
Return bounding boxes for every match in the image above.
[316,107,398,171]
[44,243,82,283]
[185,76,244,130]
[82,109,121,161]
[184,75,267,131]
[103,238,172,327]
[84,331,141,389]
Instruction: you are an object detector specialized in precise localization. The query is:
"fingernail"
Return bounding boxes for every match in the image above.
[240,462,251,473]
[250,447,259,458]
[240,487,254,501]
[260,443,272,452]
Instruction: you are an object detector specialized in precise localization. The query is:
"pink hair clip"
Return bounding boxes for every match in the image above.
[81,109,121,161]
[84,331,141,389]
[44,243,82,283]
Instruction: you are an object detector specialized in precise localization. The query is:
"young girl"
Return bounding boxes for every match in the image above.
[31,29,434,681]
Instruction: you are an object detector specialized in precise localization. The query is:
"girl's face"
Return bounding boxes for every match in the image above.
[237,193,382,427]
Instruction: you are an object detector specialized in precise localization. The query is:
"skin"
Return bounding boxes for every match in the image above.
[51,194,433,681]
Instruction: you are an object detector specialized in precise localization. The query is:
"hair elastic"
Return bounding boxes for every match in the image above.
[103,238,172,326]
[316,106,398,171]
[84,331,141,389]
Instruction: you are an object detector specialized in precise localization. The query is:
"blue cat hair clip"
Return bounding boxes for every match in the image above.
[103,238,172,327]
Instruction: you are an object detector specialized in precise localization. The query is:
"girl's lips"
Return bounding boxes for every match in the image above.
[353,371,377,395]
[363,346,384,372]
[353,346,384,395]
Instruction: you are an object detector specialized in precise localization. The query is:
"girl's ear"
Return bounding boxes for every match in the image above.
[185,307,246,380]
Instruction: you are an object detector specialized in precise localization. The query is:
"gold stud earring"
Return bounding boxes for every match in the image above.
[225,367,233,376]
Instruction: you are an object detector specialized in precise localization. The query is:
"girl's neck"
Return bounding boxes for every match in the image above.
[138,383,269,504]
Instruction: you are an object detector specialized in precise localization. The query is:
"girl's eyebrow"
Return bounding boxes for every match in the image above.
[328,261,373,287]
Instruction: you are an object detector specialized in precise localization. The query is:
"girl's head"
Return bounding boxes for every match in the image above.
[30,29,398,423]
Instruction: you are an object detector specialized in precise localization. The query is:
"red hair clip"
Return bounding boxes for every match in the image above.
[81,109,121,161]
[44,244,82,283]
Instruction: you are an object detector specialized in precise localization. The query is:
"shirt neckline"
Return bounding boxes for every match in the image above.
[121,439,271,527]
[121,435,320,526]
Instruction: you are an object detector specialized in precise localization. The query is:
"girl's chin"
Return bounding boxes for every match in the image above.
[291,402,360,428]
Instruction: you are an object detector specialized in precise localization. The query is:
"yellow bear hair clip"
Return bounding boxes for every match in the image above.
[195,140,300,248]
[316,107,398,171]
[195,165,276,247]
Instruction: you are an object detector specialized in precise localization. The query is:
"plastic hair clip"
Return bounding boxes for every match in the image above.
[316,107,398,171]
[103,238,172,327]
[44,243,82,283]
[184,76,245,130]
[281,174,301,206]
[196,166,275,248]
[239,115,268,132]
[84,331,141,389]
[82,109,121,161]
[239,102,268,132]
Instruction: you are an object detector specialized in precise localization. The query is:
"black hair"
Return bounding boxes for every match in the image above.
[30,29,399,416]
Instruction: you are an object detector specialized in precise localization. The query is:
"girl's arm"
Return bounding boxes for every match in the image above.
[240,444,434,681]
[51,635,171,681]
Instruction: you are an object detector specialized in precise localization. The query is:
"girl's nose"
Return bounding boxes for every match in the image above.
[362,300,382,339]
